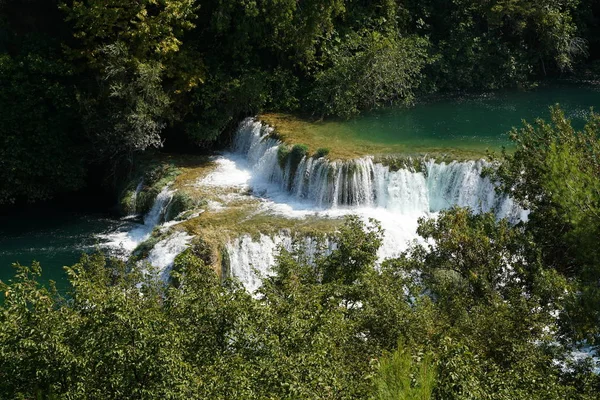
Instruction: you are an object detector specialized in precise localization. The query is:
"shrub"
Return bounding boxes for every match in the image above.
[290,144,309,163]
[314,147,330,158]
[277,145,291,169]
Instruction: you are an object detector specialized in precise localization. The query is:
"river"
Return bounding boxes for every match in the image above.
[1,84,598,291]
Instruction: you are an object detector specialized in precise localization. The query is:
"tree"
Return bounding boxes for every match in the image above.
[1,213,598,398]
[61,0,202,156]
[495,106,600,347]
[0,32,86,204]
[309,33,431,118]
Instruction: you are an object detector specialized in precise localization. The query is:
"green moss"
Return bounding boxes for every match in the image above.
[220,245,231,279]
[268,129,283,142]
[131,228,169,260]
[314,147,330,158]
[277,145,291,169]
[287,144,309,185]
[259,113,504,162]
[119,188,137,215]
[137,186,161,215]
[278,144,309,177]
[143,163,180,187]
[376,156,425,173]
[290,144,309,160]
[175,210,201,221]
[165,191,199,221]
[117,160,184,216]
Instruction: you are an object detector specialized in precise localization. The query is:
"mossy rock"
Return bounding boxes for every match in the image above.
[117,178,145,216]
[131,164,182,216]
[313,147,330,158]
[286,144,310,187]
[165,192,198,222]
[220,245,231,279]
[131,228,168,260]
[119,188,137,216]
[377,156,425,173]
[136,186,161,216]
[290,144,309,163]
[189,236,218,267]
[144,163,179,187]
[277,145,291,169]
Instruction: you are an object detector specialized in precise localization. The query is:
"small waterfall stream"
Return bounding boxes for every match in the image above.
[103,186,180,267]
[126,180,144,217]
[227,234,335,294]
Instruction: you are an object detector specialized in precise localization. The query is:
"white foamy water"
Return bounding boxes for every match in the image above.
[233,118,524,219]
[147,231,193,281]
[101,185,174,256]
[227,234,335,294]
[97,117,525,290]
[200,157,252,188]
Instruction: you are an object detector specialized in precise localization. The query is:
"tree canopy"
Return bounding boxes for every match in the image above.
[1,0,599,204]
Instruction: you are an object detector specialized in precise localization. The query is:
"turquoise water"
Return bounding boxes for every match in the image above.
[316,84,600,152]
[0,209,128,293]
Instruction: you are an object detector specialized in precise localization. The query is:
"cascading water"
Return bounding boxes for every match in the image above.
[227,233,334,294]
[102,185,175,255]
[212,118,526,290]
[227,234,292,294]
[233,118,524,220]
[146,231,193,281]
[126,180,144,217]
[103,185,195,281]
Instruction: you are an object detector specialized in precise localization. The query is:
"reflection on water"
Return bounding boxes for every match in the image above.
[313,84,600,151]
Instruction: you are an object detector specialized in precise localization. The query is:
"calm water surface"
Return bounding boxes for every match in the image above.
[0,209,129,292]
[314,84,600,152]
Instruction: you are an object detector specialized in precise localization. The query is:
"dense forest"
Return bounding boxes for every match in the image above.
[1,1,600,399]
[1,0,599,204]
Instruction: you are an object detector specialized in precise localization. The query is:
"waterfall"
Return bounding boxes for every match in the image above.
[233,118,523,220]
[146,231,193,281]
[226,234,292,294]
[127,180,144,217]
[143,186,174,227]
[227,233,334,293]
[102,186,175,255]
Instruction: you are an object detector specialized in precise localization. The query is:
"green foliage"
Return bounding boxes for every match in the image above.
[1,0,598,204]
[165,191,195,221]
[495,106,600,347]
[277,145,291,169]
[309,33,432,118]
[412,0,588,90]
[131,228,167,259]
[290,144,309,162]
[184,71,268,145]
[1,212,598,398]
[61,0,201,155]
[375,345,436,400]
[0,34,86,204]
[277,143,310,183]
[133,162,180,215]
[314,147,331,158]
[119,187,138,216]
